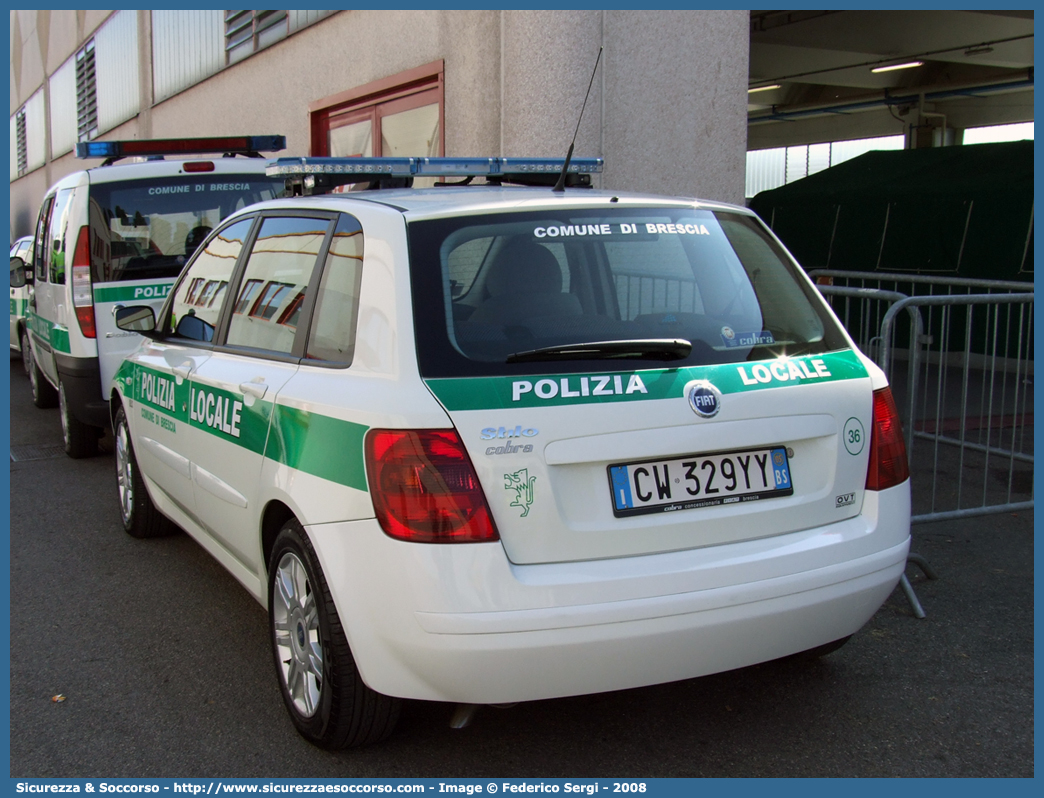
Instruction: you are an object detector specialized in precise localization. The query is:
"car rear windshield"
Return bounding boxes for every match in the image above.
[407,207,849,378]
[87,174,285,283]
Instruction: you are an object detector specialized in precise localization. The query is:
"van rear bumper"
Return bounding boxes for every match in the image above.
[308,482,911,704]
[55,353,109,428]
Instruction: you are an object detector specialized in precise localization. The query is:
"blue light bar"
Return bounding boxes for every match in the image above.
[266,157,416,177]
[76,135,287,160]
[499,157,604,175]
[266,156,604,179]
[415,157,497,176]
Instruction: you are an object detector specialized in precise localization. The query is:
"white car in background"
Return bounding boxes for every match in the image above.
[10,234,34,371]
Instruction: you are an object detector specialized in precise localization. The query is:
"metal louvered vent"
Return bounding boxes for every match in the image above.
[224,10,288,63]
[76,40,98,142]
[16,109,27,176]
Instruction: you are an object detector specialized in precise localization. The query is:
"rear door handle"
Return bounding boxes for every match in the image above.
[239,381,268,400]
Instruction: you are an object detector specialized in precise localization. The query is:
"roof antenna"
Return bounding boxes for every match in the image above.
[552,46,603,193]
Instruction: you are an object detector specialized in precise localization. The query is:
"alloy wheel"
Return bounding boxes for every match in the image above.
[115,419,134,525]
[59,381,70,449]
[28,348,38,399]
[272,552,323,717]
[20,331,30,378]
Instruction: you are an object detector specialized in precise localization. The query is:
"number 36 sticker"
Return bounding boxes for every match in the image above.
[843,417,865,455]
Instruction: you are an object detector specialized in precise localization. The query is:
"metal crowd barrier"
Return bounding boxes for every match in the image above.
[807,269,1029,296]
[815,274,1034,617]
[879,292,1034,526]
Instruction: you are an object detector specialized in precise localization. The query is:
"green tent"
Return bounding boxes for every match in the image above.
[749,140,1033,283]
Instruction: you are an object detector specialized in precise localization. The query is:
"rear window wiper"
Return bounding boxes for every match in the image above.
[506,339,692,364]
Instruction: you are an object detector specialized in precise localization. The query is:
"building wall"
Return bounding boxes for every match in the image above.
[10,9,749,238]
[603,10,749,199]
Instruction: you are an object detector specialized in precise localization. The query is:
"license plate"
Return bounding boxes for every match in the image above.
[608,446,793,517]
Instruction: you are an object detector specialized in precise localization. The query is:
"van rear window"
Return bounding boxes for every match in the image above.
[87,175,284,283]
[407,208,849,378]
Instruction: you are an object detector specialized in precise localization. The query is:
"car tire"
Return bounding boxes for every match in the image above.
[796,635,852,660]
[19,328,31,378]
[269,519,401,749]
[27,342,58,409]
[59,378,99,458]
[114,405,175,539]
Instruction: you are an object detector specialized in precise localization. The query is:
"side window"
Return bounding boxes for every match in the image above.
[33,197,55,283]
[226,216,330,354]
[47,189,75,285]
[168,218,254,342]
[306,214,364,364]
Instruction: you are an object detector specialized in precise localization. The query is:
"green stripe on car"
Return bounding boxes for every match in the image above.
[93,282,176,304]
[267,405,369,492]
[425,349,868,411]
[26,310,72,354]
[116,360,369,491]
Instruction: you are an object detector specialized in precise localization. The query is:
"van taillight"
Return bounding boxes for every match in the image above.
[71,226,95,339]
[865,387,910,491]
[365,429,499,543]
[183,161,215,172]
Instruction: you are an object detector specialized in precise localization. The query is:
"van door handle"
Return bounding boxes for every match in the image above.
[239,381,268,399]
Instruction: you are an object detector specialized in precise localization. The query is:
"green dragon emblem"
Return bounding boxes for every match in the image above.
[504,468,537,517]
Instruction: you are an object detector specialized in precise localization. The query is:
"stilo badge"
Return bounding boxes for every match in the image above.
[686,380,722,419]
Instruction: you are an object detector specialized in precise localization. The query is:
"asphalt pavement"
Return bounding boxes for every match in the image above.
[6,356,1034,777]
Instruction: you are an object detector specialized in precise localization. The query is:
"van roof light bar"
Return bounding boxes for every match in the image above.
[76,135,287,165]
[267,156,603,195]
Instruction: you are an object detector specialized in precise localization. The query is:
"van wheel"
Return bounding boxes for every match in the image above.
[59,379,99,458]
[19,328,31,378]
[269,520,401,749]
[28,344,58,409]
[114,405,174,538]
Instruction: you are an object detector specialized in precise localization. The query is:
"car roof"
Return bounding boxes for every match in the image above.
[46,156,276,193]
[233,186,753,222]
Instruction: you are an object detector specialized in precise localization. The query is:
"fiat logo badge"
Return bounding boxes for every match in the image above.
[687,381,722,418]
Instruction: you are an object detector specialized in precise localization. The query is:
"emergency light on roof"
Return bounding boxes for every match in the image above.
[267,156,603,194]
[75,135,287,163]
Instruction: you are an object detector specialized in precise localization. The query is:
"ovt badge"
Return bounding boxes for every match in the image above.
[504,468,537,517]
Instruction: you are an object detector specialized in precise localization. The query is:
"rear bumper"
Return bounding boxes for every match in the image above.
[308,482,910,704]
[55,353,109,428]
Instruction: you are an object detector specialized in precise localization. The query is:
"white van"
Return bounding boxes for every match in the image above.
[111,156,911,748]
[24,136,288,457]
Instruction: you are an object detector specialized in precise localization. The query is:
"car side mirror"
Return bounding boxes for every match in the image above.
[114,305,158,336]
[10,256,30,288]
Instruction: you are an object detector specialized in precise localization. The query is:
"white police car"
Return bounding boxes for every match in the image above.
[110,156,911,748]
[10,234,34,371]
[23,135,287,457]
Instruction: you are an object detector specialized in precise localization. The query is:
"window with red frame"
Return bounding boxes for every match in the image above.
[250,282,294,320]
[234,279,262,314]
[309,61,444,159]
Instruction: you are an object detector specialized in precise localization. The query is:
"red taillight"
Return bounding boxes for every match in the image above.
[365,429,499,543]
[183,161,215,172]
[71,226,95,339]
[866,387,910,491]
